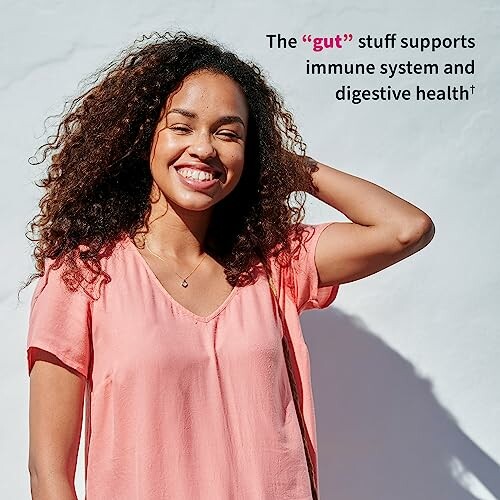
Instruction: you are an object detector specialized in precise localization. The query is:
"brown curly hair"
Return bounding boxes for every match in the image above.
[19,30,320,301]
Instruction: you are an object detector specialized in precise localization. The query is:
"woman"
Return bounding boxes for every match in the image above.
[24,31,434,499]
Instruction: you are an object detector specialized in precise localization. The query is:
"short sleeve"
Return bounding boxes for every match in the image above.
[26,258,92,379]
[287,222,339,314]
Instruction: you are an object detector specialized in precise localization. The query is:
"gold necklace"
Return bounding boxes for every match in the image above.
[144,238,208,288]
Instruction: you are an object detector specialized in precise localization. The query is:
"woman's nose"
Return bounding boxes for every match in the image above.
[188,133,216,158]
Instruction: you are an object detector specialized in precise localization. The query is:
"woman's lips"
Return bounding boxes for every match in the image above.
[173,166,222,192]
[174,162,224,178]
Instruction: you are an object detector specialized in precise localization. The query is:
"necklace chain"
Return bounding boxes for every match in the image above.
[144,238,208,288]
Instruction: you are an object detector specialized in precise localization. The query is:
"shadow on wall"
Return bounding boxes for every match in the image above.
[301,308,500,500]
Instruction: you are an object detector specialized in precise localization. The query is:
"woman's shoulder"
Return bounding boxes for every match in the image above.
[41,235,131,300]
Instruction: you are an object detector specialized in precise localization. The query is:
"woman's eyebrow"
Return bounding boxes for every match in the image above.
[166,108,246,128]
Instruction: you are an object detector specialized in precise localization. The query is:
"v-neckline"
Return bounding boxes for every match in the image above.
[124,235,240,323]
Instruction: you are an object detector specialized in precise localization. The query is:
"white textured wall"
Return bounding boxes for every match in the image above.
[2,0,498,499]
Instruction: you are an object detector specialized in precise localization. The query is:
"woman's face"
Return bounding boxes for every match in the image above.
[148,70,249,213]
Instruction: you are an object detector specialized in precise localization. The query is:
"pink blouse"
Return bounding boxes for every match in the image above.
[27,222,339,499]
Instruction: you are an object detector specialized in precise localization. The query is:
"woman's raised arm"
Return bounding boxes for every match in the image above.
[306,158,435,286]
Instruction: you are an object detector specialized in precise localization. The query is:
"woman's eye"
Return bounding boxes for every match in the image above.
[170,126,238,138]
[171,126,190,133]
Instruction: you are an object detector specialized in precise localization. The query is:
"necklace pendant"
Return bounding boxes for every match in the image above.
[181,279,189,288]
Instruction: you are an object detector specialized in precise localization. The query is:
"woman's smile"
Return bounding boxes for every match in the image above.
[172,164,223,193]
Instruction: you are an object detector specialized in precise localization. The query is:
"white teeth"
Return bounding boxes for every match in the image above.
[177,168,217,181]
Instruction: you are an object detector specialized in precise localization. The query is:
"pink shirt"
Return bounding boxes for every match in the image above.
[27,222,339,499]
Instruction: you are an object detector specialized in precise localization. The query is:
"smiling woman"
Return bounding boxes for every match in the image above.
[22,30,330,500]
[22,29,433,500]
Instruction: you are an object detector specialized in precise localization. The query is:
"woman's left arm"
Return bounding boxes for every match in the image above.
[307,158,435,286]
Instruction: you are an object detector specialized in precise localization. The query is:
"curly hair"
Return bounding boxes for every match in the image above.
[19,30,320,300]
